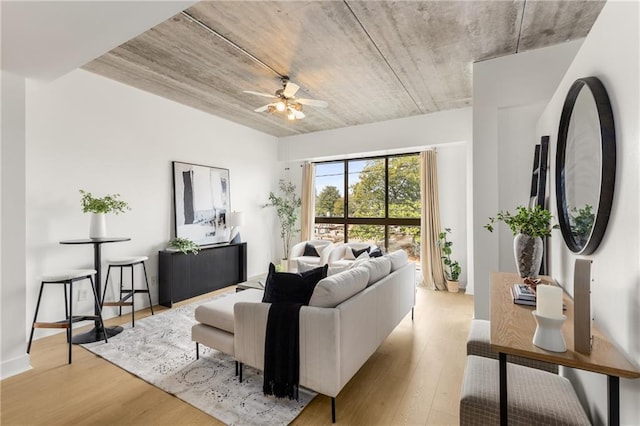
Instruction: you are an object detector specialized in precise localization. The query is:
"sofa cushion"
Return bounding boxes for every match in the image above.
[303,243,320,257]
[386,249,409,272]
[369,247,383,258]
[308,267,370,308]
[262,263,328,304]
[194,289,264,333]
[359,257,391,286]
[344,246,370,260]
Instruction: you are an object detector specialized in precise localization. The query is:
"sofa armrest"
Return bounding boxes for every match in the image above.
[234,302,270,370]
[318,243,335,265]
[289,241,307,260]
[327,244,347,265]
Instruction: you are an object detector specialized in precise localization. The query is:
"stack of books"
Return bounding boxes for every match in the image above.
[511,283,537,307]
[510,283,567,310]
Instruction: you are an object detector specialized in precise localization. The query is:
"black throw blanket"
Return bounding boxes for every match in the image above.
[263,302,303,400]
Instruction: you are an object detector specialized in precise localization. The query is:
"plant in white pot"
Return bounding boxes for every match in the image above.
[80,190,130,238]
[484,205,558,278]
[437,228,462,292]
[264,179,301,271]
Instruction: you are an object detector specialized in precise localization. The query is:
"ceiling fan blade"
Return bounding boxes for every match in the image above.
[243,90,276,99]
[283,81,300,98]
[254,104,274,112]
[296,98,328,108]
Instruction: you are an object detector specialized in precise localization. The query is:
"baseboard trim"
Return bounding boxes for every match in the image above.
[1,353,31,380]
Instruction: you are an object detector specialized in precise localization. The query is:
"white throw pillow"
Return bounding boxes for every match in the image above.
[359,256,391,286]
[386,249,408,272]
[308,267,369,308]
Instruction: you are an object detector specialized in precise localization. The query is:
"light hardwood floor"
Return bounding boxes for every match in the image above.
[1,286,473,425]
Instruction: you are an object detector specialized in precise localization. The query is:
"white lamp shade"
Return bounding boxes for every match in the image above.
[227,211,244,227]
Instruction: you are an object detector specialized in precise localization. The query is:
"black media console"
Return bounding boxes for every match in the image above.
[158,242,247,307]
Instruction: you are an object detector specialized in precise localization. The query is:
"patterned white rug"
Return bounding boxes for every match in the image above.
[82,293,316,425]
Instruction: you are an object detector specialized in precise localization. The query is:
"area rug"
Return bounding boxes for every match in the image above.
[82,293,316,425]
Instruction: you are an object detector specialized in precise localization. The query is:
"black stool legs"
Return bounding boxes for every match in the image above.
[102,259,154,327]
[27,272,107,364]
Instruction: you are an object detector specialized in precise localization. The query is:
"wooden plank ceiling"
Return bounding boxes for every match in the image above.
[84,1,605,137]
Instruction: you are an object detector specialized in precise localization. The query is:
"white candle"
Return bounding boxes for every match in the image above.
[536,284,563,318]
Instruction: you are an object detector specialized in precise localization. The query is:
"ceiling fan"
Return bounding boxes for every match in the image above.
[243,77,328,120]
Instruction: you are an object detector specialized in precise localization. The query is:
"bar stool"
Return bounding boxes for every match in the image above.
[102,256,154,327]
[27,269,108,364]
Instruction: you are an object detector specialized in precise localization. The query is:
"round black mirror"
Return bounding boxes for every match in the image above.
[556,77,616,255]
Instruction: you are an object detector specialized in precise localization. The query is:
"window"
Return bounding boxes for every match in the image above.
[314,154,421,261]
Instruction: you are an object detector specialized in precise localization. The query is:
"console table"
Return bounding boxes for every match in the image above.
[490,272,640,426]
[158,242,247,307]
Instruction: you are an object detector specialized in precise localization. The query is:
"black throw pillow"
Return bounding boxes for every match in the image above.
[303,243,320,257]
[351,246,371,259]
[262,263,328,305]
[369,247,383,258]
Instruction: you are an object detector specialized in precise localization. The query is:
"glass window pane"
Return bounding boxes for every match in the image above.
[348,224,384,247]
[388,225,421,266]
[314,223,344,244]
[315,162,345,218]
[348,159,385,218]
[388,155,421,219]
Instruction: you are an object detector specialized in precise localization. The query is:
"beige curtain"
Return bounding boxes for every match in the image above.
[300,162,315,241]
[420,150,447,290]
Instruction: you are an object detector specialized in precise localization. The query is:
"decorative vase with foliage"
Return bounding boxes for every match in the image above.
[168,237,200,255]
[437,228,461,292]
[264,179,301,269]
[484,205,558,278]
[80,190,130,238]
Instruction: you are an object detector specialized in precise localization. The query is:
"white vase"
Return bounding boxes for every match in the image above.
[89,213,107,238]
[513,233,543,278]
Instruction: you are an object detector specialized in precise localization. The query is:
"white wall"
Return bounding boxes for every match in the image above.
[23,69,279,345]
[472,40,582,317]
[1,71,30,379]
[279,108,471,287]
[496,103,546,272]
[279,107,471,162]
[537,2,639,423]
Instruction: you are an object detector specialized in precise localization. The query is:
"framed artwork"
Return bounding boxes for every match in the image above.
[172,161,230,245]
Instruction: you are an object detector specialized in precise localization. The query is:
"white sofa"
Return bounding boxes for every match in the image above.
[191,251,415,422]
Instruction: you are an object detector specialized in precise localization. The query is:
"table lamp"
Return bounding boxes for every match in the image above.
[227,211,244,243]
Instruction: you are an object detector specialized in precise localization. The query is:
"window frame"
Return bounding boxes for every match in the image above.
[314,152,420,249]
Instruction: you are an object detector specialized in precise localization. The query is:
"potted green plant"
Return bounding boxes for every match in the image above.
[264,179,301,271]
[80,189,130,238]
[167,237,200,255]
[484,205,558,278]
[437,228,461,293]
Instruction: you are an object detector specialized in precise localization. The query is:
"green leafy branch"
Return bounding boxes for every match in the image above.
[484,205,558,238]
[80,189,130,214]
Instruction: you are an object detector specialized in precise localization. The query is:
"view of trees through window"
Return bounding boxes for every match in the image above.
[314,154,421,263]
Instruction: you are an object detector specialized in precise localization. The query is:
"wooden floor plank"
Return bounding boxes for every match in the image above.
[2,286,473,425]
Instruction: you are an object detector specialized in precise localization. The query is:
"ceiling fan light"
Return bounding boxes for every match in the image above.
[293,103,303,111]
[276,100,286,112]
[287,110,296,120]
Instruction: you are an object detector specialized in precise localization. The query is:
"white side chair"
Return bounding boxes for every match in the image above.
[288,239,334,271]
[27,269,107,364]
[102,256,154,327]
